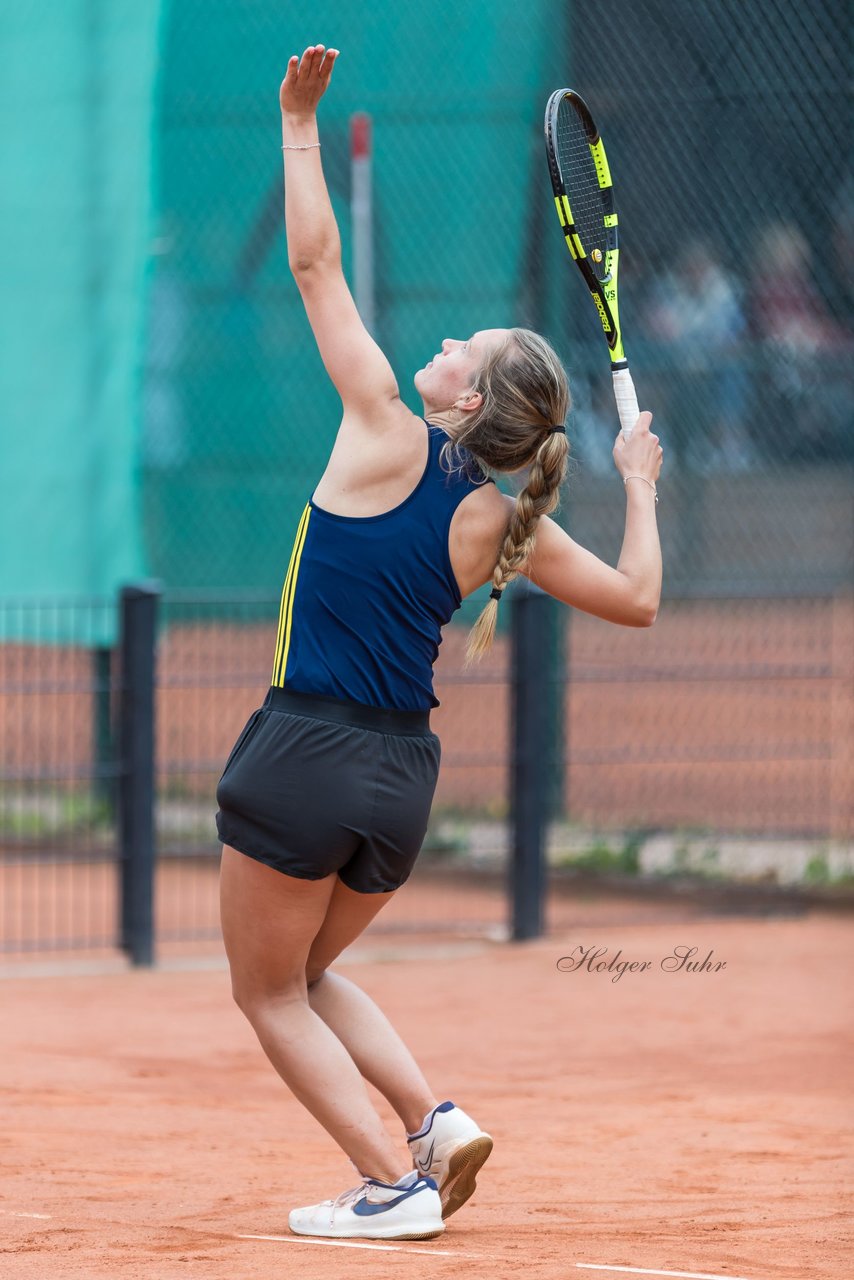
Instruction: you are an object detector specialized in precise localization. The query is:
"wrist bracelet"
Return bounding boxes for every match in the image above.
[624,475,659,503]
[282,142,321,151]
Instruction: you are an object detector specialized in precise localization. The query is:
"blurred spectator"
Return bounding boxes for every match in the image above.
[833,174,854,324]
[642,239,752,472]
[750,221,852,460]
[752,222,835,349]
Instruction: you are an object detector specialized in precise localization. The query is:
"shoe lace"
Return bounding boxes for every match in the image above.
[330,1180,369,1217]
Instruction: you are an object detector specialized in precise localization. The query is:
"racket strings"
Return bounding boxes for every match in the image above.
[556,102,607,264]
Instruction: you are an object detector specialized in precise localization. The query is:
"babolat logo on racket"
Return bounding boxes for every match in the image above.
[593,294,612,332]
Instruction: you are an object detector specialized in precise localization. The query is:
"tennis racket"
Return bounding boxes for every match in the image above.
[544,88,639,438]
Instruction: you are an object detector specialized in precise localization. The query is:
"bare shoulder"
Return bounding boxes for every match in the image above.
[333,399,427,474]
[313,401,430,516]
[451,491,580,601]
[448,484,513,599]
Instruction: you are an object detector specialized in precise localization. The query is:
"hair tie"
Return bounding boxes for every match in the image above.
[546,425,566,435]
[489,587,503,601]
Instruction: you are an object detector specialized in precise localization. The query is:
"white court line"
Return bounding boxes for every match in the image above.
[236,1232,475,1257]
[576,1264,763,1280]
[0,1214,757,1276]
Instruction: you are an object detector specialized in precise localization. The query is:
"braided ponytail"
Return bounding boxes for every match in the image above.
[466,430,568,663]
[445,328,570,665]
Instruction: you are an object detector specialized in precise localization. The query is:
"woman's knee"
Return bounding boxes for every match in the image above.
[305,965,328,992]
[230,968,307,1020]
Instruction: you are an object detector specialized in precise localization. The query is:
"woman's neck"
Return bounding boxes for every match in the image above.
[422,406,463,436]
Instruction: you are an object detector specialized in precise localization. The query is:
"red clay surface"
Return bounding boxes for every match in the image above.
[1,901,851,1279]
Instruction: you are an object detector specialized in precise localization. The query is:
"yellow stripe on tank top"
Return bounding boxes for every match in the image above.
[271,510,302,683]
[271,503,311,686]
[278,504,312,686]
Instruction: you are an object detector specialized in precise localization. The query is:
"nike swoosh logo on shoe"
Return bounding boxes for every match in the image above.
[352,1184,430,1217]
[415,1140,435,1173]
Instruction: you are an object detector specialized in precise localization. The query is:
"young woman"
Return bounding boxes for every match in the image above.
[216,45,662,1243]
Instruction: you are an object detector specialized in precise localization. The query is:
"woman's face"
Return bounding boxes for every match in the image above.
[414,329,509,414]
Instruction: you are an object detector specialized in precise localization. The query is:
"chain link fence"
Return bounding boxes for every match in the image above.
[142,0,852,594]
[1,588,851,959]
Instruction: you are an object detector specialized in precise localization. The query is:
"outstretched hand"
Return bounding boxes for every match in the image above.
[280,45,339,117]
[612,411,663,485]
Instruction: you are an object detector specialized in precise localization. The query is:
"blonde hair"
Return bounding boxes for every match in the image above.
[442,328,570,663]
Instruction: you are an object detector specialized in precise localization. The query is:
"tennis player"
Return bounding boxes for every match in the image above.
[216,45,663,1242]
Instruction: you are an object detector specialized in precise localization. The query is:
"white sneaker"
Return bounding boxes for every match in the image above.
[407,1101,493,1219]
[288,1169,444,1240]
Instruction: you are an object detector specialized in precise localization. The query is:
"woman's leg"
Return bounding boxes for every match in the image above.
[305,877,439,1135]
[219,845,410,1184]
[308,972,439,1136]
[304,879,493,1221]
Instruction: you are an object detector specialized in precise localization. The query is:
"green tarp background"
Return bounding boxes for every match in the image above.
[1,2,164,639]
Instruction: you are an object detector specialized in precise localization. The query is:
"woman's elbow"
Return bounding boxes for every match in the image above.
[620,596,658,627]
[634,600,659,627]
[289,249,341,277]
[597,599,658,628]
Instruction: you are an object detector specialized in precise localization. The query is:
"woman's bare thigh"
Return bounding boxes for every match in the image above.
[219,845,337,996]
[306,877,399,982]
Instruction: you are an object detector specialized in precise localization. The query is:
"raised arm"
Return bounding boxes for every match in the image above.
[521,412,663,625]
[280,46,400,416]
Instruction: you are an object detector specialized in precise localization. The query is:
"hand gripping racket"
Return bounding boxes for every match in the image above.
[544,88,640,438]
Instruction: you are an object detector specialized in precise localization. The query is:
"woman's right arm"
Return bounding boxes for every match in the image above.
[280,46,401,420]
[520,412,663,626]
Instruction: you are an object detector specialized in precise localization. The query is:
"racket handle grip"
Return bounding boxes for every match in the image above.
[612,368,640,439]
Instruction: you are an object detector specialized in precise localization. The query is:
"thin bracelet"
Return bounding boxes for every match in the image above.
[282,142,321,151]
[624,474,659,503]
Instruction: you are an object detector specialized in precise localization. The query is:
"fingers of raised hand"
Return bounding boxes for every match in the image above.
[320,48,339,78]
[291,45,337,81]
[296,45,319,74]
[308,45,336,71]
[612,412,653,451]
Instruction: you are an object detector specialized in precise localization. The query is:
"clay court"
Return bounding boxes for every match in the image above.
[2,891,851,1280]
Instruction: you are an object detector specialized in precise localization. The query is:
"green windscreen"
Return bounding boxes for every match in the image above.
[0,1,165,641]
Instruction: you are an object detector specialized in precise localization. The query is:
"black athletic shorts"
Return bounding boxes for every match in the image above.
[215,687,441,894]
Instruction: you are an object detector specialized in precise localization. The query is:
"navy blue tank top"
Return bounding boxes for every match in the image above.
[270,423,492,711]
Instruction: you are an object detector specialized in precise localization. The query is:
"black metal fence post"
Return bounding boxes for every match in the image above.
[118,582,161,966]
[544,586,566,822]
[510,580,555,940]
[92,646,115,819]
